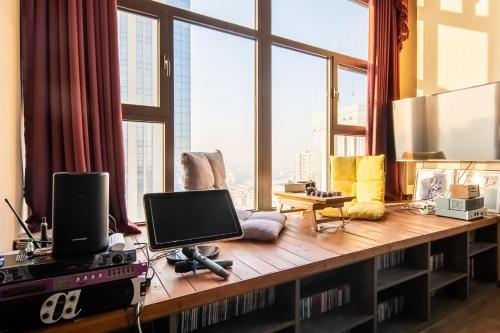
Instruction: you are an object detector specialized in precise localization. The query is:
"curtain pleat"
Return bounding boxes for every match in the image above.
[367,0,409,201]
[21,0,140,234]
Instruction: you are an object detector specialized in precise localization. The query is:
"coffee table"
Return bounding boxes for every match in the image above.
[273,191,355,232]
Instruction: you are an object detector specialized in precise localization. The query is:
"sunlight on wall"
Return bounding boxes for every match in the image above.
[437,24,488,91]
[440,0,462,13]
[417,20,424,82]
[475,0,489,17]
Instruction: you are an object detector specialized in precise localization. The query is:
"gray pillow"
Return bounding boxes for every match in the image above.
[236,208,253,221]
[204,150,228,189]
[247,211,287,225]
[240,219,285,241]
[181,152,215,190]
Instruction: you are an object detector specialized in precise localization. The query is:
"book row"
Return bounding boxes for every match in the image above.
[377,294,405,322]
[299,283,351,320]
[177,287,276,333]
[376,250,405,270]
[430,252,445,271]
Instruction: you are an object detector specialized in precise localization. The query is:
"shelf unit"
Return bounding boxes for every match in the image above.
[428,233,469,321]
[157,224,498,333]
[298,260,374,333]
[376,244,429,333]
[469,224,498,283]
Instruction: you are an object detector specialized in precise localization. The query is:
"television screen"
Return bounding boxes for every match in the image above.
[143,190,243,250]
[393,82,500,161]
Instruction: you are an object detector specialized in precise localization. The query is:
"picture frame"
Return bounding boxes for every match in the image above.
[456,170,500,213]
[414,168,455,201]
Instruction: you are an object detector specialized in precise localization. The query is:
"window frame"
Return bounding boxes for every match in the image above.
[117,0,369,211]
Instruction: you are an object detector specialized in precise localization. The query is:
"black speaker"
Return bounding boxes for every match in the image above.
[52,172,109,259]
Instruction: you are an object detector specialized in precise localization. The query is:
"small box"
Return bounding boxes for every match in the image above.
[284,182,306,193]
[449,184,480,199]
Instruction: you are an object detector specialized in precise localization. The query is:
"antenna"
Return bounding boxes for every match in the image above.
[4,198,40,249]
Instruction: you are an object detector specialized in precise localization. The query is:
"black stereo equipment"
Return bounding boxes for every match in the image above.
[0,277,146,332]
[0,262,147,302]
[0,239,136,286]
[52,172,110,258]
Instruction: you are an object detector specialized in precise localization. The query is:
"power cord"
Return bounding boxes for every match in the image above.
[130,242,178,333]
[108,214,118,234]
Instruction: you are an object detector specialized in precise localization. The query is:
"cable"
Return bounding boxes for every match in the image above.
[108,214,118,233]
[136,302,144,333]
[457,161,475,184]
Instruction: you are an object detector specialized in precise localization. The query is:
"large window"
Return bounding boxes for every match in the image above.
[118,10,165,222]
[173,22,255,209]
[118,0,368,213]
[272,47,328,195]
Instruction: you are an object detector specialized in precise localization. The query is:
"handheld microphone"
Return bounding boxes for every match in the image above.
[182,247,230,279]
[175,259,233,273]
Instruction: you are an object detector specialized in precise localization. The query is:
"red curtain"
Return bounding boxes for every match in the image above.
[367,0,409,201]
[21,0,141,234]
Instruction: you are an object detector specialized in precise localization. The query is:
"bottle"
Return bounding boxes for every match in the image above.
[26,238,35,258]
[40,217,48,248]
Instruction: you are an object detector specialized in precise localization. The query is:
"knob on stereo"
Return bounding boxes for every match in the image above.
[111,254,123,264]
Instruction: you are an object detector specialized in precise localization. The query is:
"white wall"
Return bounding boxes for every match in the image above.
[0,0,22,251]
[416,0,500,95]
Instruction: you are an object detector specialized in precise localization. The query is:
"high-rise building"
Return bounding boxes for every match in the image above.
[172,0,192,191]
[311,111,326,188]
[295,151,313,182]
[339,104,366,125]
[118,4,189,221]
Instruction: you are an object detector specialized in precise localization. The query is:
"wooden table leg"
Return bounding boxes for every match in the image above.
[339,207,346,229]
[311,208,319,232]
[277,202,284,213]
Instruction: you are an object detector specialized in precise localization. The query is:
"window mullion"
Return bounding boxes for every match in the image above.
[256,0,272,211]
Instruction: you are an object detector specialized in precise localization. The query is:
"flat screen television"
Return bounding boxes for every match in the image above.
[392,82,500,161]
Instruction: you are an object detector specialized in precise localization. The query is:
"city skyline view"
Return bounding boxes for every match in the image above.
[118,1,368,220]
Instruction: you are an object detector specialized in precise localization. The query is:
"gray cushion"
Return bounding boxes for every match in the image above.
[236,208,253,221]
[204,150,228,189]
[181,152,215,190]
[240,219,285,241]
[247,211,287,225]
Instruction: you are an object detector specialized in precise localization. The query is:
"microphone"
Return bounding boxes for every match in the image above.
[182,246,230,279]
[175,259,233,273]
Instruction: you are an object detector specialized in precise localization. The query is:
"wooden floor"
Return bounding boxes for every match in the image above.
[422,284,500,333]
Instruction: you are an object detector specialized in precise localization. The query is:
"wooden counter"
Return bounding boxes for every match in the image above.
[36,207,499,333]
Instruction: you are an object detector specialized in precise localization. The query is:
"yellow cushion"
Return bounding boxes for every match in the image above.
[323,154,386,220]
[330,156,356,196]
[319,201,355,218]
[332,180,356,197]
[348,201,386,220]
[356,155,385,181]
[357,180,385,203]
[356,155,385,202]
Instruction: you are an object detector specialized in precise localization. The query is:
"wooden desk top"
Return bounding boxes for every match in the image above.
[273,191,355,204]
[38,208,499,333]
